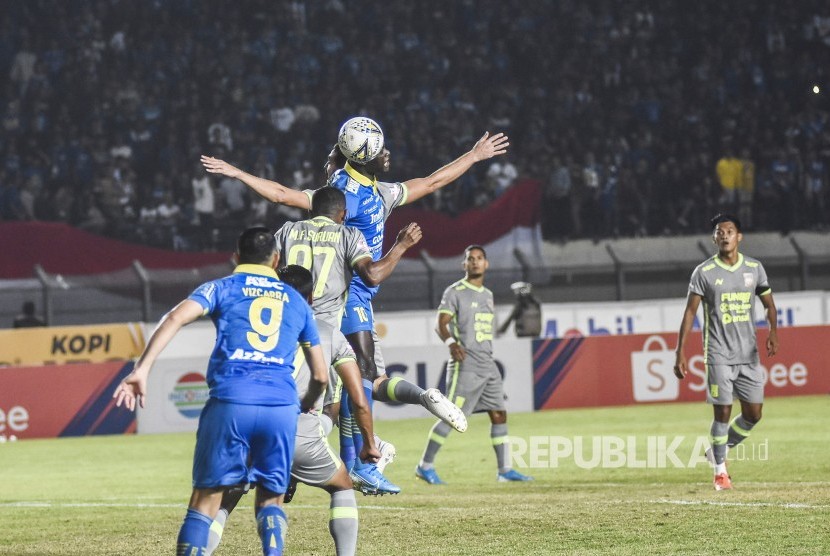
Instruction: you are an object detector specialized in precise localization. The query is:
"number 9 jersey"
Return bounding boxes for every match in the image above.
[188,264,320,406]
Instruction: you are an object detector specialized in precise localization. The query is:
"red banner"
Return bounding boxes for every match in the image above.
[384,179,541,258]
[0,362,136,439]
[534,326,829,409]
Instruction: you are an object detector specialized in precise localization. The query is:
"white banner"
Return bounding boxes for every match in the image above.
[372,337,534,421]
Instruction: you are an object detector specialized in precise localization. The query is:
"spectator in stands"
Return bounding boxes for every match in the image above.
[1,0,829,245]
[716,145,742,215]
[13,301,45,328]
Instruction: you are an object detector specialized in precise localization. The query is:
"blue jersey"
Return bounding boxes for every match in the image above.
[326,163,407,298]
[188,264,320,406]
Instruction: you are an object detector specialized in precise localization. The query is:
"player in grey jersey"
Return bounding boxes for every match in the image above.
[674,214,779,491]
[416,245,533,484]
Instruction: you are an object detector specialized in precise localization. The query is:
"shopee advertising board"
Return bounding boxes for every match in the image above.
[534,325,830,410]
[0,361,136,439]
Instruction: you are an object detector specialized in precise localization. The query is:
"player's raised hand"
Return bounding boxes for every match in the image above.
[396,222,423,249]
[201,155,242,178]
[113,370,148,412]
[471,131,510,162]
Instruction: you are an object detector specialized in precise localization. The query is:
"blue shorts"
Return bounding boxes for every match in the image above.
[340,287,374,335]
[192,398,299,494]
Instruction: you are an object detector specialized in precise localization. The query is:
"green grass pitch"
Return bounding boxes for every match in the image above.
[1,395,828,555]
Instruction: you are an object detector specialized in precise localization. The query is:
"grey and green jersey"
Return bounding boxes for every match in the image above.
[275,216,372,328]
[688,252,771,365]
[293,319,356,412]
[438,279,497,369]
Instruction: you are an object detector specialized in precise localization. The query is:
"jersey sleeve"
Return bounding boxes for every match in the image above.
[437,286,458,316]
[345,227,372,267]
[297,301,320,348]
[688,266,706,297]
[756,262,772,296]
[274,223,289,256]
[377,180,407,220]
[188,279,220,314]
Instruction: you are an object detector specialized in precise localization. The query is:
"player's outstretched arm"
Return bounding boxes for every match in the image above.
[403,131,510,204]
[673,293,702,379]
[299,344,329,412]
[200,155,312,209]
[113,300,204,411]
[354,223,422,286]
[335,361,380,463]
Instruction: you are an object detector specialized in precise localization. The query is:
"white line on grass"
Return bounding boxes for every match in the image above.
[0,501,458,511]
[653,500,830,510]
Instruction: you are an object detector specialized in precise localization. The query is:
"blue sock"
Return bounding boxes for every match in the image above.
[176,508,213,555]
[256,505,287,556]
[351,379,374,464]
[339,391,356,470]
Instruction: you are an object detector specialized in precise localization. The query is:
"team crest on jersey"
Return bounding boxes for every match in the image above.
[743,273,754,288]
[345,181,359,194]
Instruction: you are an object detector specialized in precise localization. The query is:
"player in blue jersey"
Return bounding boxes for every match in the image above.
[113,227,328,556]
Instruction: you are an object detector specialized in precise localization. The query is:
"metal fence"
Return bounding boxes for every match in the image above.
[3,232,829,328]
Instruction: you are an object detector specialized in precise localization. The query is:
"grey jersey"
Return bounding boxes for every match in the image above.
[293,319,356,412]
[275,216,372,328]
[688,253,771,365]
[438,279,496,369]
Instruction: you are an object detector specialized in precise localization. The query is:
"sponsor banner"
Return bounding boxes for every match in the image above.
[373,338,534,421]
[539,290,826,339]
[374,310,435,346]
[134,334,533,433]
[372,291,827,345]
[136,357,211,434]
[0,362,136,439]
[534,326,830,410]
[0,323,145,367]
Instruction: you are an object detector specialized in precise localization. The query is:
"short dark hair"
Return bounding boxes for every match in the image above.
[311,186,346,217]
[464,244,487,258]
[278,264,314,301]
[711,213,742,232]
[236,227,276,264]
[330,142,347,167]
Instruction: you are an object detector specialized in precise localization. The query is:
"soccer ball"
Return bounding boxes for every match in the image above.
[337,117,384,165]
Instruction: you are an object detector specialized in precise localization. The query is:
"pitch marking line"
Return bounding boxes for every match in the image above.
[0,501,458,511]
[653,500,830,510]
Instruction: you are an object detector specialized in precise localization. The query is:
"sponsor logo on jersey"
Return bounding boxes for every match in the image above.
[229,348,285,364]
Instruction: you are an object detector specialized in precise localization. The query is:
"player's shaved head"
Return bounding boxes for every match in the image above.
[311,187,346,219]
[237,227,277,264]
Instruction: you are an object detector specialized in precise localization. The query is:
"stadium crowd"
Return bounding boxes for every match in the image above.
[1,0,829,250]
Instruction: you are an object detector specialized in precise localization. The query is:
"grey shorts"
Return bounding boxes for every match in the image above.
[706,363,765,405]
[445,359,506,415]
[291,413,341,487]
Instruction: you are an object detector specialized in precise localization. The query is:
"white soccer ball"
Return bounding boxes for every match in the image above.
[337,117,384,165]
